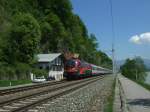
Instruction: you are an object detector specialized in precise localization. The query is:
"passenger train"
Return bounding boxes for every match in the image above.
[63,58,112,79]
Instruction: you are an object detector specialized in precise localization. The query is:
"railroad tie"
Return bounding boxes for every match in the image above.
[0,109,10,112]
[27,109,38,112]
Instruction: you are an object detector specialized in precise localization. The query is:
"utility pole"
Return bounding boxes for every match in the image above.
[135,69,138,80]
[109,0,116,75]
[112,44,115,75]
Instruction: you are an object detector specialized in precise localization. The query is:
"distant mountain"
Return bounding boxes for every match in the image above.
[116,60,125,70]
[116,59,150,70]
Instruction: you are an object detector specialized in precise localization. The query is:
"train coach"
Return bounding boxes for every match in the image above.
[91,64,112,75]
[63,58,112,80]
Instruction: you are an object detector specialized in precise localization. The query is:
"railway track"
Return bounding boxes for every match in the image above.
[0,80,66,96]
[0,76,104,112]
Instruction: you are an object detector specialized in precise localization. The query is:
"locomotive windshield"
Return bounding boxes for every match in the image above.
[65,59,76,67]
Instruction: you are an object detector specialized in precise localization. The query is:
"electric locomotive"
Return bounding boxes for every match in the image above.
[63,58,92,79]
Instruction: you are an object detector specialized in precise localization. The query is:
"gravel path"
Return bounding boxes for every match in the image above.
[31,75,114,112]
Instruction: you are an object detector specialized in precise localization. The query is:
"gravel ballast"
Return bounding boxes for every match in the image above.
[33,75,114,112]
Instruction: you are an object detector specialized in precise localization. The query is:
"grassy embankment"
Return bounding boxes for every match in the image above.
[0,80,32,87]
[104,78,116,112]
[134,80,150,91]
[135,72,150,91]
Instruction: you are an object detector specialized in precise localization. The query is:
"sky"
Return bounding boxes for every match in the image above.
[71,0,150,60]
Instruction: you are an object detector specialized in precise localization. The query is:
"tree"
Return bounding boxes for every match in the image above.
[3,13,41,64]
[51,0,72,25]
[40,12,69,53]
[120,57,147,81]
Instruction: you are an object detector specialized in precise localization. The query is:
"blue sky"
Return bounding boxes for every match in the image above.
[71,0,150,60]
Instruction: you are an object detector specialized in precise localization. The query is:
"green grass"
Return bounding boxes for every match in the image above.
[104,78,116,112]
[0,80,32,87]
[135,80,150,91]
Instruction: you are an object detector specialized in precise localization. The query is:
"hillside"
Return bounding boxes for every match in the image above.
[0,0,112,80]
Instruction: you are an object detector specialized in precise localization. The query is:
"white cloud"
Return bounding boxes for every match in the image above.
[129,32,150,44]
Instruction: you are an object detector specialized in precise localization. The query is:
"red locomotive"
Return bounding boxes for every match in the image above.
[64,58,92,79]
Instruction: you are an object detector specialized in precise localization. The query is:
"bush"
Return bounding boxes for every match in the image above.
[15,63,31,80]
[0,67,5,80]
[0,62,31,80]
[0,66,16,80]
[32,68,48,78]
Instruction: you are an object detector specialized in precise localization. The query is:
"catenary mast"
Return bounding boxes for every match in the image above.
[109,0,116,75]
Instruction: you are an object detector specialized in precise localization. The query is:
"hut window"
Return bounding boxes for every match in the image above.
[46,66,49,70]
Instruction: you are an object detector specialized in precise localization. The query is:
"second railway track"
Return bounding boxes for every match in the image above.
[0,80,66,96]
[0,76,104,112]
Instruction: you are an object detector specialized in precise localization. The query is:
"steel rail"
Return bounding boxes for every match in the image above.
[0,76,104,112]
[0,80,66,96]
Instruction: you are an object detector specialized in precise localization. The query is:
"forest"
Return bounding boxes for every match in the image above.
[0,0,112,80]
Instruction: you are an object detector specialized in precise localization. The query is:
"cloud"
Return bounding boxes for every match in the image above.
[129,32,150,44]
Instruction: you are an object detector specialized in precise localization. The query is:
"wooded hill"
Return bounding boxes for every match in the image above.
[0,0,112,80]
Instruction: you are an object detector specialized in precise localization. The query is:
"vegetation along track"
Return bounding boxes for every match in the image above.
[0,76,104,112]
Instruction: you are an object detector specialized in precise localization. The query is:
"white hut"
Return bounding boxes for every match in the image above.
[36,53,64,81]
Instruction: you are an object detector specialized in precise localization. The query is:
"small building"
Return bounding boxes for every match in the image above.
[36,53,64,81]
